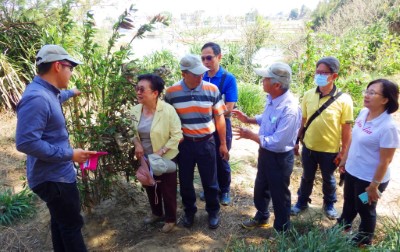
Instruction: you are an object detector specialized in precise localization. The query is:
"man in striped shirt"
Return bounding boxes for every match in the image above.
[165,54,229,229]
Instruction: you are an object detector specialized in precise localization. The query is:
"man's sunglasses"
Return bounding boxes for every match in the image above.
[201,55,215,61]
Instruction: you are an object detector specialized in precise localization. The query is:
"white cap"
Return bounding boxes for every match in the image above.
[180,54,209,75]
[36,44,82,66]
[254,62,292,86]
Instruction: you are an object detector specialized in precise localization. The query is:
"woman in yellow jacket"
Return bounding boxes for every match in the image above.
[130,74,182,233]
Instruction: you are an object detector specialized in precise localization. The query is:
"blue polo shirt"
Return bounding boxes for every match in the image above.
[203,66,238,103]
[16,76,76,189]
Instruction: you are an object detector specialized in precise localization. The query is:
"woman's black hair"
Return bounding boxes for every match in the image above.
[367,78,399,114]
[137,74,165,98]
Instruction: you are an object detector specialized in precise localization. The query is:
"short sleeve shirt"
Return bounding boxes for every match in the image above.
[302,86,353,153]
[165,80,227,137]
[203,66,238,102]
[345,108,400,183]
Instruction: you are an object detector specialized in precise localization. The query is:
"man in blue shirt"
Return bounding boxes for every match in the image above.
[232,62,301,232]
[16,44,96,252]
[200,42,238,205]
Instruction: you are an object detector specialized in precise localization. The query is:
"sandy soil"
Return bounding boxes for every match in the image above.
[0,111,399,251]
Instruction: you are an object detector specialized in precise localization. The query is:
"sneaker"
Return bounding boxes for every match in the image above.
[144,214,163,224]
[290,202,308,216]
[220,192,231,206]
[161,222,175,233]
[323,203,338,220]
[199,191,205,201]
[241,218,270,230]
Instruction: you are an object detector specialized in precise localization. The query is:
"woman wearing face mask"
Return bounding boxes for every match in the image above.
[130,74,182,233]
[292,57,354,220]
[336,79,399,247]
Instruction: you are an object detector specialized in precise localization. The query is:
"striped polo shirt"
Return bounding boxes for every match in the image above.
[165,80,227,138]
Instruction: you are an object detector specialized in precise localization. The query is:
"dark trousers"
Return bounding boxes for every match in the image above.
[145,171,177,223]
[338,173,389,244]
[178,137,220,217]
[254,148,294,232]
[213,118,232,194]
[32,181,87,252]
[297,146,338,205]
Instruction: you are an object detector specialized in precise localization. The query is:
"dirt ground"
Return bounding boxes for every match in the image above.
[1,111,399,251]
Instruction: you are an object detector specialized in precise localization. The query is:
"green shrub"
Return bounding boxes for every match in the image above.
[375,216,400,250]
[237,82,265,117]
[0,188,36,226]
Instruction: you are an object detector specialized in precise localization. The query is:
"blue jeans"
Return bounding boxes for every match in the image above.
[296,146,338,205]
[213,118,232,194]
[178,137,220,217]
[254,148,294,232]
[337,173,389,244]
[32,181,87,252]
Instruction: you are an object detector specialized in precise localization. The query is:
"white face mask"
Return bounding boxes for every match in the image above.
[314,74,329,87]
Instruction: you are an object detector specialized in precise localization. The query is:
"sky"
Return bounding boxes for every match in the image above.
[133,0,321,16]
[94,0,322,23]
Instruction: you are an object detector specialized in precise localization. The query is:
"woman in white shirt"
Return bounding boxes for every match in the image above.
[337,79,399,246]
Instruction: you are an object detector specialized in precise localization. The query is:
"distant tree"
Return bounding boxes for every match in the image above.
[310,0,347,30]
[299,5,311,19]
[245,9,258,23]
[288,8,299,20]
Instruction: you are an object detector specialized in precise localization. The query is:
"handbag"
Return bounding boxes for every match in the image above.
[136,156,156,187]
[148,154,177,176]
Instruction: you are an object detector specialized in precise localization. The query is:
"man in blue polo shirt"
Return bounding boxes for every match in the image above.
[200,42,238,205]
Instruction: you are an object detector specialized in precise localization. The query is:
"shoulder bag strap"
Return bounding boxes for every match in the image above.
[301,91,343,140]
[218,70,227,94]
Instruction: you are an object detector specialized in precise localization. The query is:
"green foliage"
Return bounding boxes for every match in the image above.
[273,225,357,251]
[292,17,400,107]
[310,0,347,30]
[375,216,400,250]
[241,16,270,71]
[56,5,171,209]
[0,188,36,226]
[222,42,257,84]
[335,72,372,116]
[134,50,181,85]
[237,82,265,117]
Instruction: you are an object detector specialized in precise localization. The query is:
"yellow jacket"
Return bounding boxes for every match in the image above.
[130,99,182,160]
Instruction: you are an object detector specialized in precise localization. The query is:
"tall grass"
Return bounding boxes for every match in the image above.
[0,188,36,226]
[227,215,400,251]
[374,216,400,250]
[237,82,266,117]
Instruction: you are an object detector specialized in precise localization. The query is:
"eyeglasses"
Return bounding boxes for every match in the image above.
[58,62,74,72]
[315,71,332,76]
[135,86,152,93]
[201,55,215,61]
[362,89,383,97]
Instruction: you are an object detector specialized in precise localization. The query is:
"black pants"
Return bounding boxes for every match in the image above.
[337,173,388,245]
[145,171,177,223]
[254,148,294,232]
[178,137,219,217]
[32,181,87,252]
